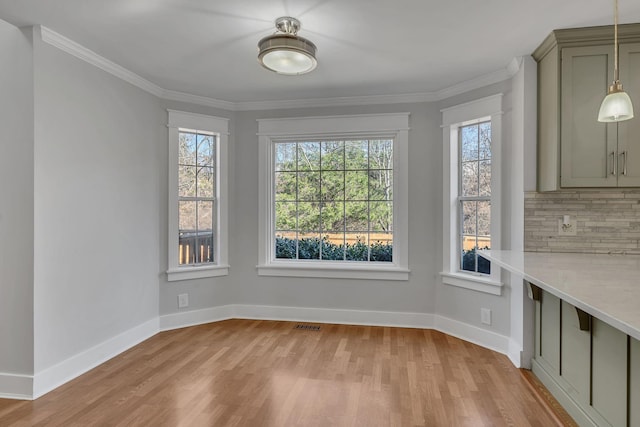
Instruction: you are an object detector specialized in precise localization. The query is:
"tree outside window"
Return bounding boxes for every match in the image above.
[274,139,393,262]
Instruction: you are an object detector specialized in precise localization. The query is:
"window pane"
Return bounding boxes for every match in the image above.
[276,143,297,171]
[297,142,320,171]
[298,171,320,201]
[179,201,196,231]
[345,141,368,170]
[197,166,215,198]
[321,171,344,202]
[370,234,392,262]
[298,234,320,259]
[369,140,393,169]
[479,122,491,160]
[345,171,368,200]
[345,202,368,231]
[479,160,491,197]
[370,201,393,232]
[275,172,297,201]
[179,165,196,197]
[275,233,297,259]
[179,132,197,166]
[179,201,197,265]
[461,125,478,161]
[369,170,393,201]
[321,141,344,170]
[345,234,369,261]
[461,161,479,197]
[321,202,344,232]
[321,234,345,260]
[275,202,297,231]
[197,134,214,167]
[298,202,320,233]
[477,201,491,240]
[462,201,477,237]
[197,201,213,232]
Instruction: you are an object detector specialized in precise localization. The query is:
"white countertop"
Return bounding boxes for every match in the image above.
[480,250,640,341]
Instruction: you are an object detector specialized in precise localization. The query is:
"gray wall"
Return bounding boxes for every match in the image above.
[0,21,35,376]
[31,31,164,372]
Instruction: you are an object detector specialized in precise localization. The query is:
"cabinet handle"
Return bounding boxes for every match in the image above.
[610,151,617,176]
[620,151,627,176]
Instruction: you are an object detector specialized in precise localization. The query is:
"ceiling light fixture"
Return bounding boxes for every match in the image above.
[598,0,634,122]
[258,17,317,75]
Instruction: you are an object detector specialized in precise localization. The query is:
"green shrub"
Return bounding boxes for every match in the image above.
[275,236,392,262]
[461,247,490,274]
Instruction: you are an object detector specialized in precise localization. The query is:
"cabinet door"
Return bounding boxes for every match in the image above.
[537,291,560,373]
[617,42,640,187]
[561,46,618,187]
[591,318,627,427]
[560,301,590,407]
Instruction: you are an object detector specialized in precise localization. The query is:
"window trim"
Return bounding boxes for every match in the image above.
[441,95,503,295]
[257,113,410,281]
[167,110,229,282]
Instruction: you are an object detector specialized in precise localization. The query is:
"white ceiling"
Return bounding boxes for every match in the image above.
[2,0,640,104]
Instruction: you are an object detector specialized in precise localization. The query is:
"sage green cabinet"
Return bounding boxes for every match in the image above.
[534,25,640,191]
[531,286,633,427]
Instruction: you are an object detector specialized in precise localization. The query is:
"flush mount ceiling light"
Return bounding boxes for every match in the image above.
[258,16,317,75]
[598,0,634,122]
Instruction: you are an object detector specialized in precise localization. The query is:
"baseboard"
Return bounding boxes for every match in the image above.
[531,359,597,427]
[432,314,510,356]
[233,304,436,329]
[0,372,33,400]
[10,305,512,400]
[508,338,524,368]
[160,304,511,360]
[32,317,159,399]
[159,305,235,331]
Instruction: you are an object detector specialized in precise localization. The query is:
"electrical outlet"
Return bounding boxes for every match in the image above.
[178,293,189,308]
[481,308,491,325]
[558,218,577,236]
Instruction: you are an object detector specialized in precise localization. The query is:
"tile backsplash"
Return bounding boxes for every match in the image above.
[524,190,640,254]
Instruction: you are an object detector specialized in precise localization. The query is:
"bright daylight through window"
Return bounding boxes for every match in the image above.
[459,121,491,274]
[178,129,216,265]
[274,140,393,262]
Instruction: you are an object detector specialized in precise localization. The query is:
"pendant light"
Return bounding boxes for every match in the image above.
[258,17,317,75]
[598,0,634,122]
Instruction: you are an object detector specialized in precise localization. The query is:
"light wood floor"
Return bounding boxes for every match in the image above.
[0,320,574,426]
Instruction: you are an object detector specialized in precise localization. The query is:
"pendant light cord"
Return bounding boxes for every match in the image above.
[614,0,619,82]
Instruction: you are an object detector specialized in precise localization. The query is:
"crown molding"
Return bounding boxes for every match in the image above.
[38,26,521,112]
[39,26,164,98]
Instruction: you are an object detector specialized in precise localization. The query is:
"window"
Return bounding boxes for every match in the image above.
[274,139,393,262]
[459,121,491,275]
[441,95,502,295]
[167,110,229,281]
[257,113,410,280]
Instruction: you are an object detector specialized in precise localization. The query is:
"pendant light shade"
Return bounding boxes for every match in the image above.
[598,83,635,122]
[258,17,317,75]
[598,0,634,122]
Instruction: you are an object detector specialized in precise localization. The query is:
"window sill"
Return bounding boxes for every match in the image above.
[440,271,503,295]
[167,264,229,282]
[257,262,410,281]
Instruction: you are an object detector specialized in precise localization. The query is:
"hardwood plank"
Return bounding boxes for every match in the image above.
[0,320,573,426]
